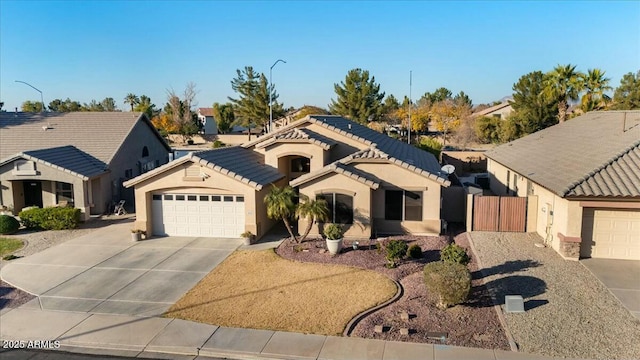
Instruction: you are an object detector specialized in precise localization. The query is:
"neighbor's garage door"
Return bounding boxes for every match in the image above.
[581,208,640,260]
[151,193,245,238]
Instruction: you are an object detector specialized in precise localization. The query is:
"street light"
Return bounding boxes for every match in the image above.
[269,59,286,133]
[15,80,45,113]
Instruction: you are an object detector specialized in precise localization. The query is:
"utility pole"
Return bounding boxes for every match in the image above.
[269,59,286,133]
[15,80,45,113]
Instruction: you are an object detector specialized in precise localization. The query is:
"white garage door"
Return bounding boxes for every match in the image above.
[151,193,245,238]
[581,208,640,260]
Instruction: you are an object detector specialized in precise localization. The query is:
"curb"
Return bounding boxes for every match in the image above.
[342,278,404,336]
[465,232,519,352]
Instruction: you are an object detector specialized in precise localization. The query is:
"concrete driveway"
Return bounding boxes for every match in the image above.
[1,221,241,317]
[581,258,640,319]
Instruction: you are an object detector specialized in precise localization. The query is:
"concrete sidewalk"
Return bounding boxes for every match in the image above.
[0,308,577,360]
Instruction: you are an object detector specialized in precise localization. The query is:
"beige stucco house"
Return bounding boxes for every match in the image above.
[125,115,451,240]
[472,101,513,120]
[486,110,640,260]
[0,112,171,220]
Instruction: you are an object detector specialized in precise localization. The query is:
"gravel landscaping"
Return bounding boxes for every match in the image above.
[469,231,640,360]
[277,233,510,350]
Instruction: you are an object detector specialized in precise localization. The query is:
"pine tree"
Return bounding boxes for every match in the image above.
[510,71,558,135]
[611,70,640,110]
[329,68,385,124]
[228,66,284,131]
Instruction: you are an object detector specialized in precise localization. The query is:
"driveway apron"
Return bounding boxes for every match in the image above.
[581,258,640,319]
[1,221,240,316]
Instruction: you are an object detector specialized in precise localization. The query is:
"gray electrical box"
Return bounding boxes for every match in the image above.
[505,295,525,313]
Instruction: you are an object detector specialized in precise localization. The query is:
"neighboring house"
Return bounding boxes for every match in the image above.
[197,108,218,135]
[0,112,171,220]
[125,115,451,240]
[472,102,513,119]
[486,110,640,260]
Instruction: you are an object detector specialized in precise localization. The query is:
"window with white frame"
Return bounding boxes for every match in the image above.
[384,190,422,221]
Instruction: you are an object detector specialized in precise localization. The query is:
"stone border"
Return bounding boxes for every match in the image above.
[466,232,519,352]
[342,277,404,336]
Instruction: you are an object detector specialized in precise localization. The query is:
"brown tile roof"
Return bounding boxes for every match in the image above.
[472,102,513,117]
[486,110,640,198]
[198,108,214,117]
[125,146,284,190]
[1,146,108,180]
[0,112,170,165]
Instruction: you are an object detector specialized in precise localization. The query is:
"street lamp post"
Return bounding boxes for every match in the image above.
[15,80,45,113]
[269,59,286,133]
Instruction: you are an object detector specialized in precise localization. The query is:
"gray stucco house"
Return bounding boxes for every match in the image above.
[0,112,171,220]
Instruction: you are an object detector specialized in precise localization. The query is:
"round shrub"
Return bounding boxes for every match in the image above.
[407,244,423,259]
[440,243,471,265]
[423,261,471,309]
[0,215,20,235]
[385,239,408,268]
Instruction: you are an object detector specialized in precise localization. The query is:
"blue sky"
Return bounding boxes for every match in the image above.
[1,1,639,112]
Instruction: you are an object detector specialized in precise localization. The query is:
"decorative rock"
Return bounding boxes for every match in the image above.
[400,328,410,335]
[302,249,310,252]
[400,311,410,321]
[319,249,326,254]
[374,325,384,333]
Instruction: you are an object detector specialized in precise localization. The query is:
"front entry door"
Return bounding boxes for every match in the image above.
[23,181,43,208]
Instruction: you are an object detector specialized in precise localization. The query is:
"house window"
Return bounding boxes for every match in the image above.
[142,146,149,157]
[291,157,310,173]
[317,193,353,224]
[506,171,511,195]
[385,190,423,221]
[55,182,74,205]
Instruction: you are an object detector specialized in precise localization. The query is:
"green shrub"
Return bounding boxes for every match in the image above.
[0,215,20,235]
[423,261,471,309]
[440,243,471,265]
[212,140,226,148]
[385,240,408,268]
[323,223,344,240]
[18,207,81,230]
[407,244,423,259]
[416,137,443,159]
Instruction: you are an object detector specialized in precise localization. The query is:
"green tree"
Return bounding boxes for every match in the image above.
[475,116,502,144]
[82,100,105,112]
[295,195,329,243]
[21,100,45,112]
[453,91,472,108]
[134,95,158,119]
[264,185,297,241]
[101,97,117,111]
[124,93,140,111]
[329,68,385,124]
[511,71,558,136]
[580,69,612,112]
[212,102,235,134]
[48,98,82,112]
[420,87,452,104]
[229,66,284,131]
[291,105,330,121]
[381,94,401,122]
[543,64,584,122]
[611,70,640,110]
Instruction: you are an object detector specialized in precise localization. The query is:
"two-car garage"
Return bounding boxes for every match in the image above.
[151,193,246,238]
[581,208,640,260]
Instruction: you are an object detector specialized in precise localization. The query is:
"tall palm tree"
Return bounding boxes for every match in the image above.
[124,93,140,112]
[264,185,297,241]
[543,64,584,122]
[580,69,612,112]
[295,195,329,243]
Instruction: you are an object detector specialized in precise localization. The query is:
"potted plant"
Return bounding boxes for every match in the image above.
[323,223,344,255]
[241,231,254,246]
[131,229,144,241]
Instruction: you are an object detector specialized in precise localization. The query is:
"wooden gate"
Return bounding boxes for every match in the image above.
[472,196,527,232]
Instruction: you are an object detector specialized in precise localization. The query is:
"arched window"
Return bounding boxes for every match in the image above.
[142,146,149,157]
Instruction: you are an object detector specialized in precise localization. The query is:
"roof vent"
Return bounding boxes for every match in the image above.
[42,123,52,131]
[348,124,352,130]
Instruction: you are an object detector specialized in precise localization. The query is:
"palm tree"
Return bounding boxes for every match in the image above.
[124,93,140,112]
[295,195,329,243]
[543,64,584,122]
[264,185,297,241]
[580,69,612,112]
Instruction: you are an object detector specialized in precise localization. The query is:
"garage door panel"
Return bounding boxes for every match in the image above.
[152,193,245,238]
[581,209,640,260]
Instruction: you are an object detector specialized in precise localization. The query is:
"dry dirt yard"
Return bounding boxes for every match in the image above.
[277,233,511,350]
[165,249,397,336]
[470,231,640,360]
